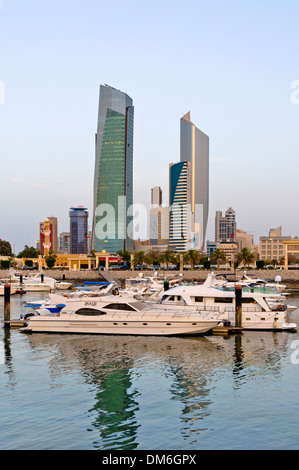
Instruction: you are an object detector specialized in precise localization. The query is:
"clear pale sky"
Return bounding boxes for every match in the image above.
[0,0,299,253]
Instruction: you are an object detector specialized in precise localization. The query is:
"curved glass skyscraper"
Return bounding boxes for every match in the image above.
[92,85,134,253]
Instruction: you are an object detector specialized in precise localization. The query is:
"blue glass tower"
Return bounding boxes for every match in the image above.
[70,207,89,254]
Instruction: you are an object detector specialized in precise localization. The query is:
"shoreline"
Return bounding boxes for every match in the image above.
[3,268,299,289]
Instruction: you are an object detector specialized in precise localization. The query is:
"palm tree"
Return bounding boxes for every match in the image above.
[159,250,178,270]
[117,249,131,263]
[210,248,227,270]
[183,249,201,270]
[147,249,161,266]
[236,247,255,269]
[133,251,150,270]
[44,250,57,268]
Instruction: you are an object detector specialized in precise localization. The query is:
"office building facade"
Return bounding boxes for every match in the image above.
[258,226,291,261]
[92,84,134,253]
[180,112,209,250]
[70,206,89,254]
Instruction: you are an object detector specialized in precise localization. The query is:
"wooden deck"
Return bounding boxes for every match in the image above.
[4,320,27,328]
[211,326,243,335]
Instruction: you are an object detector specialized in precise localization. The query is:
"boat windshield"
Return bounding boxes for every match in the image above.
[129,301,147,311]
[215,285,279,294]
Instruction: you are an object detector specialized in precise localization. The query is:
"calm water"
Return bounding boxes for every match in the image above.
[1,291,299,450]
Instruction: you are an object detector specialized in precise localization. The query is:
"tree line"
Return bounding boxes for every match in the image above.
[0,239,295,270]
[118,247,258,270]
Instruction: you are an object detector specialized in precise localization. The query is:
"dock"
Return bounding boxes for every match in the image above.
[211,326,243,335]
[4,320,27,329]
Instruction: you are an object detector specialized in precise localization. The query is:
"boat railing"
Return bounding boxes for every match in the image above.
[223,306,264,313]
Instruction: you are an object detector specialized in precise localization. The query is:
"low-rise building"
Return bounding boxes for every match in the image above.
[258,226,291,261]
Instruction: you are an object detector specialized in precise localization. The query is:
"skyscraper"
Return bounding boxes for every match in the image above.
[180,112,209,250]
[92,84,134,253]
[149,186,169,246]
[39,217,58,254]
[70,206,89,254]
[151,186,162,207]
[169,161,192,252]
[215,207,236,242]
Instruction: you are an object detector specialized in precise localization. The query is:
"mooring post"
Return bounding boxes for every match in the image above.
[164,280,169,291]
[235,285,242,328]
[41,273,44,283]
[4,283,10,327]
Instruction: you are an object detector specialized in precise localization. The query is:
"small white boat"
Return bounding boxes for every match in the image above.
[21,295,220,336]
[0,283,24,295]
[31,273,72,290]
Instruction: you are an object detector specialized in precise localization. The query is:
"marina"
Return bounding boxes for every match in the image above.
[1,277,299,450]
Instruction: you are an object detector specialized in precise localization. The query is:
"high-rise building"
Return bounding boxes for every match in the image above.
[39,217,58,254]
[70,206,89,254]
[59,232,70,253]
[169,161,192,252]
[215,207,236,242]
[180,112,209,250]
[151,186,162,207]
[149,187,169,245]
[92,84,134,253]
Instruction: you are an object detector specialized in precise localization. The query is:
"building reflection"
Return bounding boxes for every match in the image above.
[2,327,292,449]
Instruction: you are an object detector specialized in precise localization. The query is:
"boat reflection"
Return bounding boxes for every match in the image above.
[0,329,286,449]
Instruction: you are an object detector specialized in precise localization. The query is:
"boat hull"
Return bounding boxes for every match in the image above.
[22,316,219,336]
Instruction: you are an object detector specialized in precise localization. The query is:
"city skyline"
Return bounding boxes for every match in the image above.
[1,1,299,253]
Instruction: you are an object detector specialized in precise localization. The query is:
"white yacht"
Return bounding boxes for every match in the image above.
[8,273,51,292]
[214,272,287,293]
[21,295,220,336]
[31,273,72,290]
[212,273,296,314]
[154,273,296,331]
[0,283,24,295]
[123,274,179,297]
[22,284,114,318]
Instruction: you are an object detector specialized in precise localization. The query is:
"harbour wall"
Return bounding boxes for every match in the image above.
[3,269,299,289]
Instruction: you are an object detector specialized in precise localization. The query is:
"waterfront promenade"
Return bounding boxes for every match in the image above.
[3,269,299,288]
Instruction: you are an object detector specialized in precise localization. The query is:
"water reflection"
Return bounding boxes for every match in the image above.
[1,291,298,449]
[15,329,291,449]
[2,328,16,388]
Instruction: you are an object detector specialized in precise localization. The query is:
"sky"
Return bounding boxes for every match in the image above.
[0,0,299,253]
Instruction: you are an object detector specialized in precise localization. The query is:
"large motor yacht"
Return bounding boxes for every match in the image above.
[21,294,220,336]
